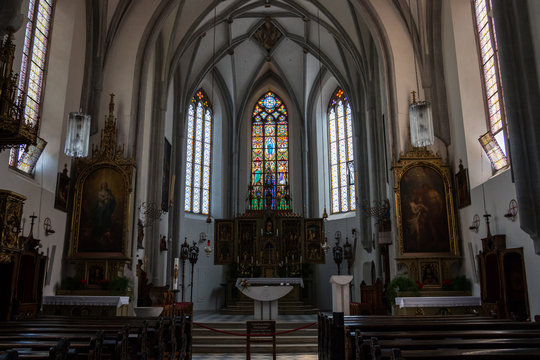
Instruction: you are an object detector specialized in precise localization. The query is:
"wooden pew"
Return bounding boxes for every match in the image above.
[0,315,192,359]
[318,312,540,360]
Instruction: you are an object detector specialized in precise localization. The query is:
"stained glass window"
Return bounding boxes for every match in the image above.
[328,89,356,214]
[250,92,289,210]
[9,137,47,174]
[473,0,509,170]
[9,0,53,175]
[184,90,212,215]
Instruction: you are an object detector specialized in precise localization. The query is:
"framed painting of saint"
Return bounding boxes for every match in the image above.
[393,148,459,258]
[305,219,325,264]
[214,220,234,265]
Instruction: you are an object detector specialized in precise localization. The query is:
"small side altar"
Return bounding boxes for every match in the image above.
[236,278,301,320]
[42,295,130,317]
[394,291,480,316]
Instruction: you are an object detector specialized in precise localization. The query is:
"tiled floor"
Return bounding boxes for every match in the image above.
[192,354,317,359]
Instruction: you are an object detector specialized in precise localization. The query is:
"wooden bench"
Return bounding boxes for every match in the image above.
[0,315,192,359]
[318,312,540,360]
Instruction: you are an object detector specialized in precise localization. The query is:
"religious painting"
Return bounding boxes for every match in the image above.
[69,94,134,260]
[77,167,126,254]
[237,220,257,261]
[393,148,459,258]
[86,262,106,286]
[215,220,234,265]
[54,165,70,212]
[455,161,471,209]
[161,138,171,212]
[420,261,440,287]
[281,219,302,262]
[305,219,325,264]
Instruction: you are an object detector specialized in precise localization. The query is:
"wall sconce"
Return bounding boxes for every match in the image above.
[504,199,518,221]
[321,237,330,253]
[199,232,207,244]
[204,239,212,256]
[64,111,91,157]
[469,214,480,233]
[43,217,54,236]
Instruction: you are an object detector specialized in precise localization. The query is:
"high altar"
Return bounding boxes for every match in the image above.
[214,209,325,308]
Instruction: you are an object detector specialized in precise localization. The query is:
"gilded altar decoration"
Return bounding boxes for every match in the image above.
[0,34,38,150]
[392,147,460,286]
[69,94,135,267]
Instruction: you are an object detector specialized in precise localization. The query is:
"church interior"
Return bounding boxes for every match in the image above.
[1,0,540,358]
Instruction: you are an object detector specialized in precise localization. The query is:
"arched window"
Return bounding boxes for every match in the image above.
[184,90,212,214]
[9,0,54,175]
[250,92,289,210]
[473,0,509,171]
[328,89,356,214]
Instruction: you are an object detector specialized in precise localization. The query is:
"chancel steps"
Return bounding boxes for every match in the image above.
[192,321,317,354]
[220,299,319,315]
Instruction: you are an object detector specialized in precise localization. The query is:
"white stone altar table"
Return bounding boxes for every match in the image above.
[395,296,481,316]
[42,295,130,316]
[236,278,301,320]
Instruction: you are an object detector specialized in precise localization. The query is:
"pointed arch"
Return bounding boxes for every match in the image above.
[328,88,356,214]
[184,89,213,214]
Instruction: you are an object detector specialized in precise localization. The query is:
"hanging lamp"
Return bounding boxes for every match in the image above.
[408,0,434,148]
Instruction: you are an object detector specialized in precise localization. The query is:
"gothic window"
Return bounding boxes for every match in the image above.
[250,91,289,210]
[473,0,509,171]
[184,90,213,215]
[328,89,356,214]
[9,0,54,175]
[8,137,47,175]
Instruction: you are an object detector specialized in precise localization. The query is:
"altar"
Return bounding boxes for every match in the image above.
[394,295,481,316]
[42,295,130,317]
[236,278,302,320]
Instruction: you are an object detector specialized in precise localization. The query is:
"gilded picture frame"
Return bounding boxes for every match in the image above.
[393,148,459,258]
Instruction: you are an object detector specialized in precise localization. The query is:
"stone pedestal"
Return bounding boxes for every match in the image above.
[237,283,293,320]
[330,275,353,315]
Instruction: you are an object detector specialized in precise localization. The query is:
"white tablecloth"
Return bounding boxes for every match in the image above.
[235,277,304,287]
[395,296,481,308]
[43,296,130,308]
[238,285,293,301]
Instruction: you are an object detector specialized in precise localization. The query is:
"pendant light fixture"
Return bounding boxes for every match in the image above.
[408,0,434,148]
[64,110,91,157]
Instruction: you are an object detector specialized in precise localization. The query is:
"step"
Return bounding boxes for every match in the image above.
[192,343,318,354]
[191,321,318,354]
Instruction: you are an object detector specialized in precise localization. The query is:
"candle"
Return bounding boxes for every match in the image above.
[261,228,263,236]
[277,228,279,236]
[300,255,303,263]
